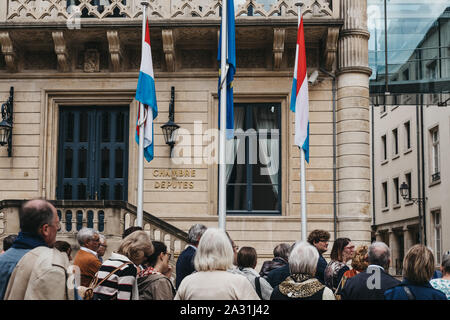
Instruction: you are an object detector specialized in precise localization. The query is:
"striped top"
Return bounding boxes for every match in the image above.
[93,252,139,300]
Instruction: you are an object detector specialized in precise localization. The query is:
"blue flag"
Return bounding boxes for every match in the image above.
[217,0,236,140]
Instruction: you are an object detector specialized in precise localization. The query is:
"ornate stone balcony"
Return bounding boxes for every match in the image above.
[0,1,342,75]
[2,0,339,23]
[0,200,189,264]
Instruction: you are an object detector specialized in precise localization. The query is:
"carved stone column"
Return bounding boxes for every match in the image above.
[336,0,372,243]
[403,227,413,253]
[388,230,397,275]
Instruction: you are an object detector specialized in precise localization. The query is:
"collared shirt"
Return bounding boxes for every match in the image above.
[367,264,385,272]
[80,247,98,257]
[187,245,197,251]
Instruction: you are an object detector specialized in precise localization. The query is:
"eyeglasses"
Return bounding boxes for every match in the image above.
[166,253,172,259]
[100,244,107,248]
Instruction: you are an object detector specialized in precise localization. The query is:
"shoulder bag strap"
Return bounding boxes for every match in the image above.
[255,277,263,300]
[94,262,132,289]
[403,286,416,300]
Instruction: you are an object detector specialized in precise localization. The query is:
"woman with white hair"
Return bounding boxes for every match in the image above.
[270,241,335,300]
[174,228,260,300]
[93,231,154,300]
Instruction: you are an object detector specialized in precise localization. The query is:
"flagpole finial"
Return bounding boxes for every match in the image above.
[295,2,304,7]
[141,0,150,7]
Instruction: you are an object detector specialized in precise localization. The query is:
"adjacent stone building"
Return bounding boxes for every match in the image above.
[370,1,450,274]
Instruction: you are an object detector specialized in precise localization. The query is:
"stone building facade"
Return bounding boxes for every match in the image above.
[0,0,372,267]
[370,1,450,274]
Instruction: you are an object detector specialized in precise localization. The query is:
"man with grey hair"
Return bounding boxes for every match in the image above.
[340,241,400,300]
[175,223,207,289]
[96,234,107,263]
[73,227,101,287]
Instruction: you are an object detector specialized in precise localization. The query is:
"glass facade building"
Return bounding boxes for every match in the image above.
[368,0,450,104]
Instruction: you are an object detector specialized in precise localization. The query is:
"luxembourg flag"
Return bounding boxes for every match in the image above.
[290,15,309,163]
[135,19,158,162]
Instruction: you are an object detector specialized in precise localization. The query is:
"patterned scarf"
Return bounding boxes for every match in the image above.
[138,266,161,279]
[279,273,325,298]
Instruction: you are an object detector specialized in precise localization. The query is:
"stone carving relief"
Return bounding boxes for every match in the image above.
[162,29,175,72]
[84,48,100,72]
[52,31,69,72]
[6,0,336,21]
[322,26,339,71]
[107,30,122,72]
[273,28,285,70]
[0,32,16,72]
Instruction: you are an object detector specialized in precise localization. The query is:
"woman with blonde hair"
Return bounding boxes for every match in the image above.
[93,231,154,300]
[335,245,368,299]
[384,244,446,300]
[174,228,260,300]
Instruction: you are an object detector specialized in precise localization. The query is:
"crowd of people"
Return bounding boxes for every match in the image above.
[0,199,448,300]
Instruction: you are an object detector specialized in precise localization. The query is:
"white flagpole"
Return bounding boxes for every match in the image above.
[218,0,228,231]
[137,1,149,228]
[296,2,307,242]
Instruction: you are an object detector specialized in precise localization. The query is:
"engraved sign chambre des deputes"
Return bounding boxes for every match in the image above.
[153,169,196,190]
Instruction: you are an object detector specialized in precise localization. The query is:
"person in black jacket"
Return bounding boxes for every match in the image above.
[340,241,400,300]
[259,243,290,278]
[307,230,330,284]
[175,223,207,289]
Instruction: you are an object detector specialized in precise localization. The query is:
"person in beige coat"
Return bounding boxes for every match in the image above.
[4,246,75,300]
[175,228,260,300]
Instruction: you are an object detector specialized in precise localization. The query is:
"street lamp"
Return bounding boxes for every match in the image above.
[399,182,409,200]
[161,86,179,157]
[400,182,426,205]
[0,87,13,157]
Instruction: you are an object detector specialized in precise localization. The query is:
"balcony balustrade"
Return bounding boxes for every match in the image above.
[0,200,189,266]
[1,0,339,23]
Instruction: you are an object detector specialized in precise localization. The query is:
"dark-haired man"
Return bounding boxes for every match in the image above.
[307,229,330,284]
[1,234,17,254]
